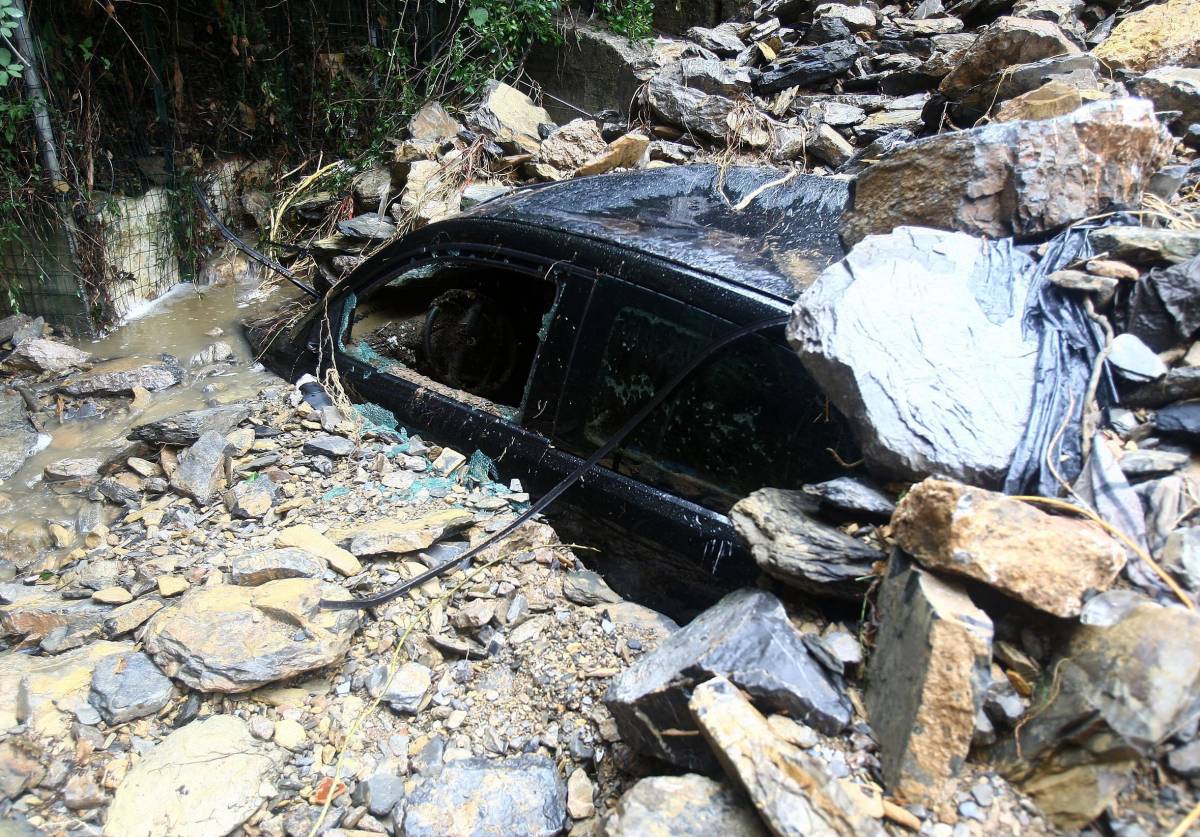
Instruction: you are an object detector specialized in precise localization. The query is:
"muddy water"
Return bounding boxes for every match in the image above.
[0,275,297,538]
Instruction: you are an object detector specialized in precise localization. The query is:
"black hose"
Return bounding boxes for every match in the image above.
[190,183,320,300]
[321,313,790,610]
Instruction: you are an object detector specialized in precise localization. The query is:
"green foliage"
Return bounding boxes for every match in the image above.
[598,0,655,41]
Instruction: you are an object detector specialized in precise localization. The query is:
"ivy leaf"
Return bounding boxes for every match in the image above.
[469,6,488,27]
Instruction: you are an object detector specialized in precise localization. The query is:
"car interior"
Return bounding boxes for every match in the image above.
[342,262,558,411]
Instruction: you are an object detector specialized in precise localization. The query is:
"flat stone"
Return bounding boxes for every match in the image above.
[0,640,132,736]
[1088,226,1200,265]
[892,479,1125,617]
[996,597,1200,828]
[842,99,1171,244]
[403,755,567,836]
[366,662,432,714]
[604,588,851,771]
[691,677,885,836]
[1092,0,1200,71]
[866,553,993,806]
[993,79,1085,122]
[157,576,189,597]
[604,774,767,836]
[339,508,473,558]
[44,458,102,482]
[355,772,406,817]
[789,227,1041,487]
[1119,448,1190,478]
[647,71,736,140]
[142,579,361,693]
[277,524,363,576]
[731,488,882,598]
[102,598,164,637]
[88,651,174,724]
[686,23,745,55]
[303,434,356,458]
[92,587,133,605]
[1157,401,1200,440]
[567,767,595,819]
[1168,740,1200,778]
[273,718,307,750]
[801,476,895,521]
[576,132,650,177]
[61,357,183,396]
[104,715,279,837]
[1123,367,1200,408]
[231,548,325,585]
[337,213,397,241]
[7,338,92,373]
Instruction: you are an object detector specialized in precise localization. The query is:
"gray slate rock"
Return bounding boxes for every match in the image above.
[7,338,92,373]
[1156,402,1200,440]
[337,212,397,241]
[169,430,228,505]
[88,651,174,724]
[731,488,882,598]
[354,772,407,817]
[802,476,896,522]
[1118,449,1189,478]
[604,588,851,771]
[303,434,356,458]
[646,72,736,140]
[403,755,567,837]
[231,548,325,586]
[685,24,745,56]
[789,226,1041,488]
[754,39,860,94]
[1108,333,1168,382]
[1123,367,1200,408]
[367,662,432,714]
[61,358,183,396]
[129,405,250,446]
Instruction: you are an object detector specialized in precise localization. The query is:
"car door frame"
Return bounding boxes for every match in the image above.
[317,242,594,489]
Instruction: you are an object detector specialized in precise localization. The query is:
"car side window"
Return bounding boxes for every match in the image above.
[556,276,857,511]
[336,258,560,420]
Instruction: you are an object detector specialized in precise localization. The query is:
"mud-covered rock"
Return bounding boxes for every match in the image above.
[691,677,885,837]
[402,755,567,837]
[866,553,993,806]
[604,588,851,770]
[841,99,1171,244]
[142,579,360,692]
[891,479,1125,617]
[731,488,882,598]
[104,715,279,837]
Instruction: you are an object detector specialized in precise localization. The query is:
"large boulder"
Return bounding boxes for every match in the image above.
[841,99,1172,244]
[891,479,1125,617]
[788,227,1040,487]
[647,67,737,140]
[6,338,92,373]
[730,488,883,598]
[691,677,886,837]
[604,588,851,771]
[402,755,567,836]
[996,596,1200,828]
[866,553,993,806]
[1092,0,1200,71]
[142,579,360,693]
[104,715,280,837]
[939,17,1079,99]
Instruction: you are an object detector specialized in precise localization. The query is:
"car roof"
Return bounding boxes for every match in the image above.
[460,164,850,303]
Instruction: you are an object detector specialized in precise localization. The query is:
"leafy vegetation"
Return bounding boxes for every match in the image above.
[597,0,656,41]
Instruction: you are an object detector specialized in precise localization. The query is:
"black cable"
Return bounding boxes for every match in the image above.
[321,313,790,610]
[190,182,320,300]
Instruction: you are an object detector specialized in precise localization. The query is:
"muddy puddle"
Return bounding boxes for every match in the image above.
[0,275,297,538]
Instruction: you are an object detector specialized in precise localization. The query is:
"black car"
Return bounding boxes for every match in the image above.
[250,164,858,614]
